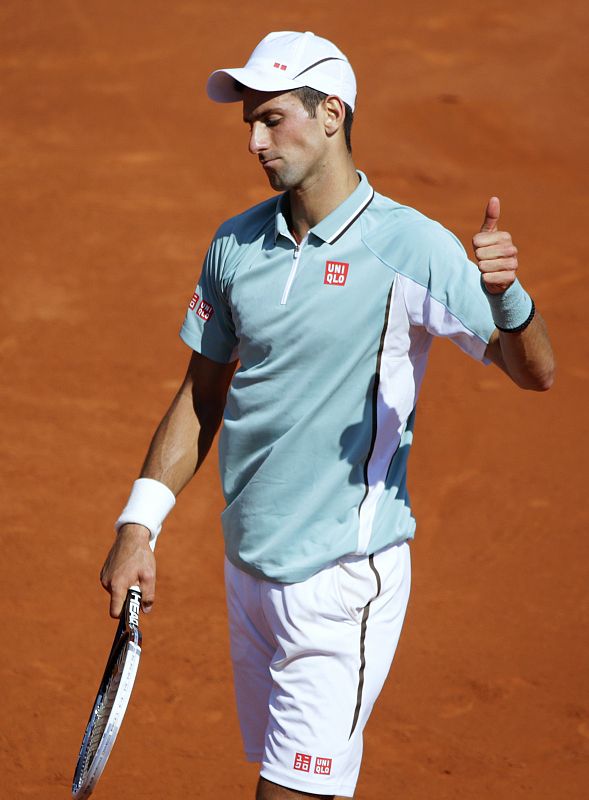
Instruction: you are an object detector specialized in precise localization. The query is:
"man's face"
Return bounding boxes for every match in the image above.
[242,88,328,192]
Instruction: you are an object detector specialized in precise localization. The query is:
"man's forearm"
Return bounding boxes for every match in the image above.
[138,351,234,496]
[486,312,555,391]
[139,382,210,496]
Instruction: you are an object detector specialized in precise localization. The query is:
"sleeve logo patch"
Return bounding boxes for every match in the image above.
[196,300,214,321]
[293,753,311,772]
[324,260,349,286]
[188,291,200,310]
[314,757,332,775]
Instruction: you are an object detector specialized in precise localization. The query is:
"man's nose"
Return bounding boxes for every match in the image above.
[248,122,268,155]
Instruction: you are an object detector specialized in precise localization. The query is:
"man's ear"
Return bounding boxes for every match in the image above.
[322,95,346,137]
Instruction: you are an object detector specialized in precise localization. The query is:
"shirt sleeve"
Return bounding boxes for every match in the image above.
[400,222,496,362]
[179,229,239,364]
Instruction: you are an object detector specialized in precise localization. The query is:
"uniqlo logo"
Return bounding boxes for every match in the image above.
[293,753,311,772]
[314,757,332,775]
[188,291,200,310]
[273,62,288,71]
[324,260,349,286]
[196,300,213,321]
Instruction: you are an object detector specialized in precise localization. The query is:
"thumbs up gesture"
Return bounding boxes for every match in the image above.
[472,197,519,295]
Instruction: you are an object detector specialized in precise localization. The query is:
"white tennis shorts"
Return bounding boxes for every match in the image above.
[224,541,411,797]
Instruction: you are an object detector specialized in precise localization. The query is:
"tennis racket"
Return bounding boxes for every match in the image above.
[72,586,143,798]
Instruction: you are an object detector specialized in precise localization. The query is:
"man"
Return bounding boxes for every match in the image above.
[100,31,554,800]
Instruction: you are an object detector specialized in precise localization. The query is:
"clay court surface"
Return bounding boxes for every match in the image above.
[1,1,587,797]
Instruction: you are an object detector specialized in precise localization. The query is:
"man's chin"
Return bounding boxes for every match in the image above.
[261,163,295,192]
[264,170,289,191]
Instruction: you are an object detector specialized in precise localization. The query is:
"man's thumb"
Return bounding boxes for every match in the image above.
[481,196,500,232]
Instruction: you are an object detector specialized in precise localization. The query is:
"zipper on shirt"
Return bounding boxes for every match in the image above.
[280,235,308,305]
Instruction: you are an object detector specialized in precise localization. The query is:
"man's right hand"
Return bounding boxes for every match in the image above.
[100,523,156,618]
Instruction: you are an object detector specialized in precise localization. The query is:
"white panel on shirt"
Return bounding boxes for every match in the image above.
[356,274,488,553]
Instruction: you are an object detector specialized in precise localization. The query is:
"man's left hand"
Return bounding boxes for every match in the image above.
[472,196,519,295]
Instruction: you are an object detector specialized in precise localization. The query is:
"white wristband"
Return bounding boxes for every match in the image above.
[482,277,533,331]
[115,478,176,551]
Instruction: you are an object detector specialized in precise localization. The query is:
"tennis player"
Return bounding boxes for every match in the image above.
[100,31,554,799]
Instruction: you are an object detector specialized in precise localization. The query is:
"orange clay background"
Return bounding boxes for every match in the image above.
[1,1,587,798]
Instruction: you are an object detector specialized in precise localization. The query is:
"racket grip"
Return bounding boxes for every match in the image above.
[125,586,142,631]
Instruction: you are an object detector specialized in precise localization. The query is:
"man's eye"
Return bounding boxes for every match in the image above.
[265,118,280,127]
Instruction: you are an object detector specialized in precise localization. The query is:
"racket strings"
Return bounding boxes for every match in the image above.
[79,643,128,777]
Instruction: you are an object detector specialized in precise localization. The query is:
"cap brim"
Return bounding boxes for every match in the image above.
[207,67,305,103]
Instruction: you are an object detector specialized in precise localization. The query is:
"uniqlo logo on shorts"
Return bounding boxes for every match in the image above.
[314,757,332,775]
[196,300,213,321]
[293,753,311,772]
[324,260,349,286]
[188,291,200,310]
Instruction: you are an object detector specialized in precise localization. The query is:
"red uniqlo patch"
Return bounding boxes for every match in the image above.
[324,260,349,286]
[188,291,200,310]
[293,753,311,773]
[196,300,214,321]
[314,757,332,776]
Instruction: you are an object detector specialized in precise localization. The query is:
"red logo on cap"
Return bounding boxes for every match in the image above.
[293,753,311,772]
[314,757,332,775]
[196,300,214,321]
[324,261,349,286]
[273,62,288,71]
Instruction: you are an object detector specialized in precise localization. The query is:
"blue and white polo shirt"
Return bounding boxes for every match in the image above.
[180,172,495,582]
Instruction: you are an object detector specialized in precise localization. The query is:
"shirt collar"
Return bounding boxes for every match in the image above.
[274,171,374,245]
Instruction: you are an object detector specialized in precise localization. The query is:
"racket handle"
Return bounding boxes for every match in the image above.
[125,586,142,631]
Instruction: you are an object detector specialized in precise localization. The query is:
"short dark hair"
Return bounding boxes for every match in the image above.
[291,86,353,154]
[232,79,354,153]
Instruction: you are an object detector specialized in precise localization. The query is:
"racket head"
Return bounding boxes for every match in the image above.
[72,587,143,799]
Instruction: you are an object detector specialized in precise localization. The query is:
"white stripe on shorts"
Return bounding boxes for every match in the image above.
[224,541,411,797]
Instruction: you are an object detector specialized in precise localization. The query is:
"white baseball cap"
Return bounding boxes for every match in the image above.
[207,30,357,111]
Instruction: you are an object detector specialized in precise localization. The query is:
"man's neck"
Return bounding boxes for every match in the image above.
[287,158,359,243]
